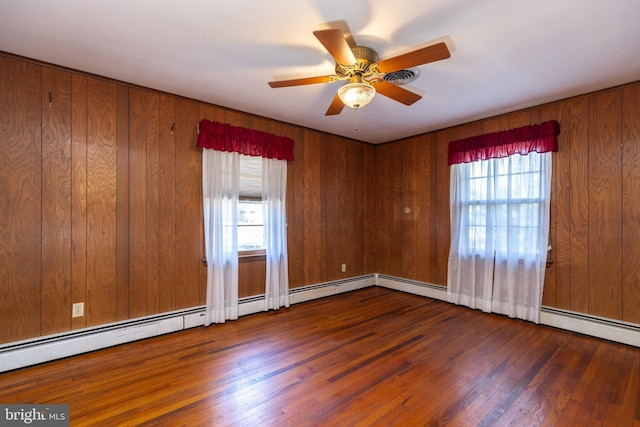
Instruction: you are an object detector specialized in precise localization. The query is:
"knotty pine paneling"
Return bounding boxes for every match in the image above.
[0,56,42,342]
[41,67,72,336]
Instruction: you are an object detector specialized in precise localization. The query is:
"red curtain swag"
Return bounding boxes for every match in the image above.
[197,119,294,162]
[448,120,560,165]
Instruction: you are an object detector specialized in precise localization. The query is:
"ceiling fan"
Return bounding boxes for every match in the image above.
[268,26,451,116]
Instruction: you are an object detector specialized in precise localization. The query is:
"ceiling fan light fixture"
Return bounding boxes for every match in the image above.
[338,81,376,109]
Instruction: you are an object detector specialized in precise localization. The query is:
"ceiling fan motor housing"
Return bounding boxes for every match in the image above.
[335,46,379,78]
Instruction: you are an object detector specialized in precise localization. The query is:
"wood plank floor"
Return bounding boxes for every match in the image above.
[1,287,639,426]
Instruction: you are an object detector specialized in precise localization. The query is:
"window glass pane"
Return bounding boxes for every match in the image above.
[469,225,487,252]
[469,176,487,201]
[496,173,509,200]
[238,200,262,225]
[238,224,264,251]
[238,199,264,251]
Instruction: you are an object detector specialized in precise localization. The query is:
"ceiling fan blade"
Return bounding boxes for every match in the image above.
[313,28,357,65]
[377,42,450,73]
[374,81,422,105]
[268,75,337,88]
[320,20,357,48]
[325,94,345,116]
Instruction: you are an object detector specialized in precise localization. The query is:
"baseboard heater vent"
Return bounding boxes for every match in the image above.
[376,275,640,348]
[290,274,376,294]
[6,273,635,372]
[540,306,640,347]
[0,307,204,354]
[376,274,447,293]
[376,274,448,301]
[0,274,376,372]
[542,306,640,332]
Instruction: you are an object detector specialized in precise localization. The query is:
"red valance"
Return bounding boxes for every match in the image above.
[448,120,560,165]
[197,119,294,161]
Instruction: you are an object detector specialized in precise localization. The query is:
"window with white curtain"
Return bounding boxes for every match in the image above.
[447,120,559,324]
[197,118,294,324]
[462,152,545,258]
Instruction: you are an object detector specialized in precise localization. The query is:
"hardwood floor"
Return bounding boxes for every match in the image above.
[1,287,639,426]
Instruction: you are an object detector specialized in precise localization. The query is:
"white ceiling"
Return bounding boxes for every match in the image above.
[1,0,639,144]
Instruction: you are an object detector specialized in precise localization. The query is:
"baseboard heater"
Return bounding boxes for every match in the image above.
[375,274,640,348]
[539,306,640,347]
[2,272,637,372]
[0,274,376,372]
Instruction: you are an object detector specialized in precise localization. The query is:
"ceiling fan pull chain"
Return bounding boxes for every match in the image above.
[354,107,359,131]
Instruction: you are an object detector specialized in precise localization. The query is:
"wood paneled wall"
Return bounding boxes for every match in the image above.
[0,57,42,341]
[0,54,373,344]
[2,51,639,345]
[375,83,640,325]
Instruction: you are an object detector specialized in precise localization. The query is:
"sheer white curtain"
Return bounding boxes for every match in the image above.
[202,149,239,325]
[262,157,289,310]
[448,162,496,314]
[448,152,552,323]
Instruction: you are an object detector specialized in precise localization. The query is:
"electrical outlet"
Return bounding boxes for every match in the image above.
[72,302,84,318]
[341,264,347,273]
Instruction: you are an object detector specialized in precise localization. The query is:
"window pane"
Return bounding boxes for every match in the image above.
[238,200,264,251]
[238,225,264,251]
[238,201,263,225]
[469,176,487,201]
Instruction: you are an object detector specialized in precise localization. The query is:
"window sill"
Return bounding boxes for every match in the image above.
[239,250,266,262]
[201,250,266,267]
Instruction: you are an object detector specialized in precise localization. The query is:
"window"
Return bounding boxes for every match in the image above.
[462,152,545,258]
[238,155,264,253]
[448,149,553,323]
[198,118,294,323]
